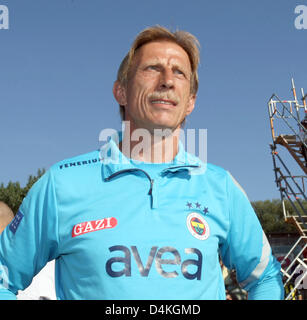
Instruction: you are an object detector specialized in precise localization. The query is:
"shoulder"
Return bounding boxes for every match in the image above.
[31,149,104,201]
[50,149,101,173]
[184,149,229,179]
[196,161,248,198]
[24,150,101,196]
[45,149,103,182]
[197,161,231,182]
[36,149,102,191]
[204,163,232,190]
[205,162,229,176]
[207,164,248,199]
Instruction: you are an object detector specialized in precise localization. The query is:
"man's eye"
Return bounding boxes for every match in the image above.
[146,65,159,71]
[174,69,184,75]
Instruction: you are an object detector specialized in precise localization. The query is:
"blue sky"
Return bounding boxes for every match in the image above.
[0,0,306,201]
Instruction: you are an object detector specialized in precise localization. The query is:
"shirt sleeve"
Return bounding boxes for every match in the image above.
[0,169,59,299]
[219,172,284,300]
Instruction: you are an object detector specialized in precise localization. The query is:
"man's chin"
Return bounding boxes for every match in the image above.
[125,117,182,135]
[146,122,180,135]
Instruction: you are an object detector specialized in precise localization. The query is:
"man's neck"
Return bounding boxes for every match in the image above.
[119,124,181,163]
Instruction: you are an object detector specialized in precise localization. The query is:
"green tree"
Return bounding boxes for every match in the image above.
[0,169,45,214]
[251,199,299,234]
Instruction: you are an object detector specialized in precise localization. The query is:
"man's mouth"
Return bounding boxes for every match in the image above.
[150,99,177,106]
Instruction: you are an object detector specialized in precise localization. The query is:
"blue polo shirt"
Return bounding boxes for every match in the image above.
[0,137,284,300]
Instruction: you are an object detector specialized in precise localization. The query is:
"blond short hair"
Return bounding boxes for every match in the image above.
[116,25,200,120]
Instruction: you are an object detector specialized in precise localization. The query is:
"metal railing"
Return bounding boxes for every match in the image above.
[268,78,307,148]
[267,80,307,299]
[280,236,307,300]
[270,144,307,227]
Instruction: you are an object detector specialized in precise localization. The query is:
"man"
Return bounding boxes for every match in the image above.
[0,26,284,300]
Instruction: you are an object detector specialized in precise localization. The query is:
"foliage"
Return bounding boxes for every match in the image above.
[0,169,45,214]
[251,199,301,234]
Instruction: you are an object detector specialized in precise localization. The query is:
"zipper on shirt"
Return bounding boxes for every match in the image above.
[105,168,155,196]
[148,178,154,195]
[105,165,201,209]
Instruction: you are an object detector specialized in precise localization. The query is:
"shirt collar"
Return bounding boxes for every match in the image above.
[100,131,204,179]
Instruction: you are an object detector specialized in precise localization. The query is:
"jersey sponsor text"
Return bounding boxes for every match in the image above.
[72,217,117,237]
[106,245,202,280]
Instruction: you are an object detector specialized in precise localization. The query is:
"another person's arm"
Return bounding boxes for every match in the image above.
[0,170,59,299]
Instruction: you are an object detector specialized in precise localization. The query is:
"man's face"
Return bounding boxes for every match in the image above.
[114,40,196,133]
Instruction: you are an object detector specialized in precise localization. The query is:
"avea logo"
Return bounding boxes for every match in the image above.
[106,245,202,280]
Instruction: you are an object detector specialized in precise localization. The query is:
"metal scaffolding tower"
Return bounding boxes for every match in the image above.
[268,79,307,299]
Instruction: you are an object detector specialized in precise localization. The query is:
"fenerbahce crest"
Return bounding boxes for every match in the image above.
[186,212,210,240]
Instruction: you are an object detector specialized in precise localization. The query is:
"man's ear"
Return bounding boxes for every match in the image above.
[113,81,127,106]
[186,94,196,116]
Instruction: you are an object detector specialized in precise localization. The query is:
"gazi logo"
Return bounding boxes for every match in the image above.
[106,245,203,280]
[0,5,9,30]
[295,5,307,29]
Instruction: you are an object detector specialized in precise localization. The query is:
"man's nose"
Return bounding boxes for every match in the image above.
[159,69,174,90]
